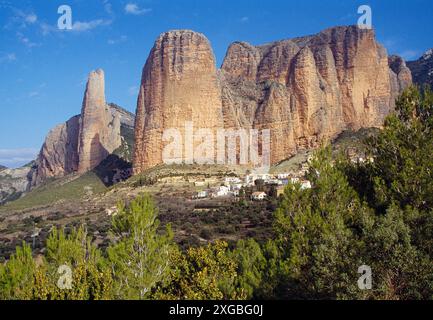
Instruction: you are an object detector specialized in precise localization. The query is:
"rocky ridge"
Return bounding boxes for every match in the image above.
[134,26,412,172]
[408,48,433,90]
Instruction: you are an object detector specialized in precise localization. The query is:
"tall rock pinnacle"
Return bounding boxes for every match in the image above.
[78,69,121,173]
[31,69,123,185]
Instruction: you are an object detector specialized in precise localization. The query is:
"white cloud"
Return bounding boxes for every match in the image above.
[5,9,38,29]
[25,13,37,24]
[0,148,38,167]
[0,53,16,63]
[108,35,127,45]
[124,3,152,15]
[103,0,113,15]
[71,19,112,32]
[399,50,420,61]
[28,91,40,98]
[16,32,39,48]
[40,22,59,36]
[240,16,249,23]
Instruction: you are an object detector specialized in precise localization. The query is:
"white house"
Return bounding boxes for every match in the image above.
[251,191,267,201]
[230,183,243,191]
[225,177,242,184]
[196,190,208,199]
[277,173,290,179]
[213,185,230,197]
[194,181,206,187]
[300,180,312,190]
[266,179,283,185]
[245,173,271,185]
[245,174,257,185]
[258,173,271,181]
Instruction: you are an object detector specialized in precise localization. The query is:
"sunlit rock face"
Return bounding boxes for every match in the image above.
[221,25,407,165]
[133,30,224,173]
[77,69,121,173]
[32,69,122,185]
[133,26,411,173]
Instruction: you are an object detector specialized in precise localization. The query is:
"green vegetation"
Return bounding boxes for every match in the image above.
[1,87,432,300]
[1,172,107,212]
[107,195,175,299]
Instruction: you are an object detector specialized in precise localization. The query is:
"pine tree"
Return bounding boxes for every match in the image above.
[0,242,36,299]
[107,194,176,299]
[156,240,246,300]
[39,226,113,300]
[365,86,433,212]
[273,146,371,299]
[231,239,266,299]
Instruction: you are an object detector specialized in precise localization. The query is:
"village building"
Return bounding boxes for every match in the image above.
[194,181,206,187]
[277,173,290,179]
[196,190,208,199]
[266,179,283,185]
[251,191,267,201]
[300,180,312,190]
[212,185,230,197]
[225,177,242,184]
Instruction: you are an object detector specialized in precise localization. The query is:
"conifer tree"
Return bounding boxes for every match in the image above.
[107,194,175,299]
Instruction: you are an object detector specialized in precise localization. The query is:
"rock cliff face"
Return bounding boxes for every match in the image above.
[221,26,406,164]
[133,30,224,173]
[31,115,80,186]
[408,49,433,90]
[31,70,126,186]
[0,166,33,205]
[133,26,411,172]
[389,55,413,91]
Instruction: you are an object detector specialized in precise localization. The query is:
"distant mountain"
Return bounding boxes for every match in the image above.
[0,165,6,172]
[0,166,32,205]
[407,49,433,89]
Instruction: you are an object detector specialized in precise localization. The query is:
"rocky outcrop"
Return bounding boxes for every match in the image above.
[77,69,121,173]
[408,49,433,90]
[389,55,413,91]
[0,166,33,205]
[133,30,224,173]
[31,115,80,186]
[133,26,411,172]
[31,70,129,186]
[221,26,404,164]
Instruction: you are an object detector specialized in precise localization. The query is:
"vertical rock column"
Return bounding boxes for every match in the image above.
[78,69,121,173]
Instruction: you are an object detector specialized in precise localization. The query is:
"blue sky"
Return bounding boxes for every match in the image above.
[1,0,432,168]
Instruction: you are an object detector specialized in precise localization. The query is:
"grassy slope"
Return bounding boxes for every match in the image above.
[0,172,107,212]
